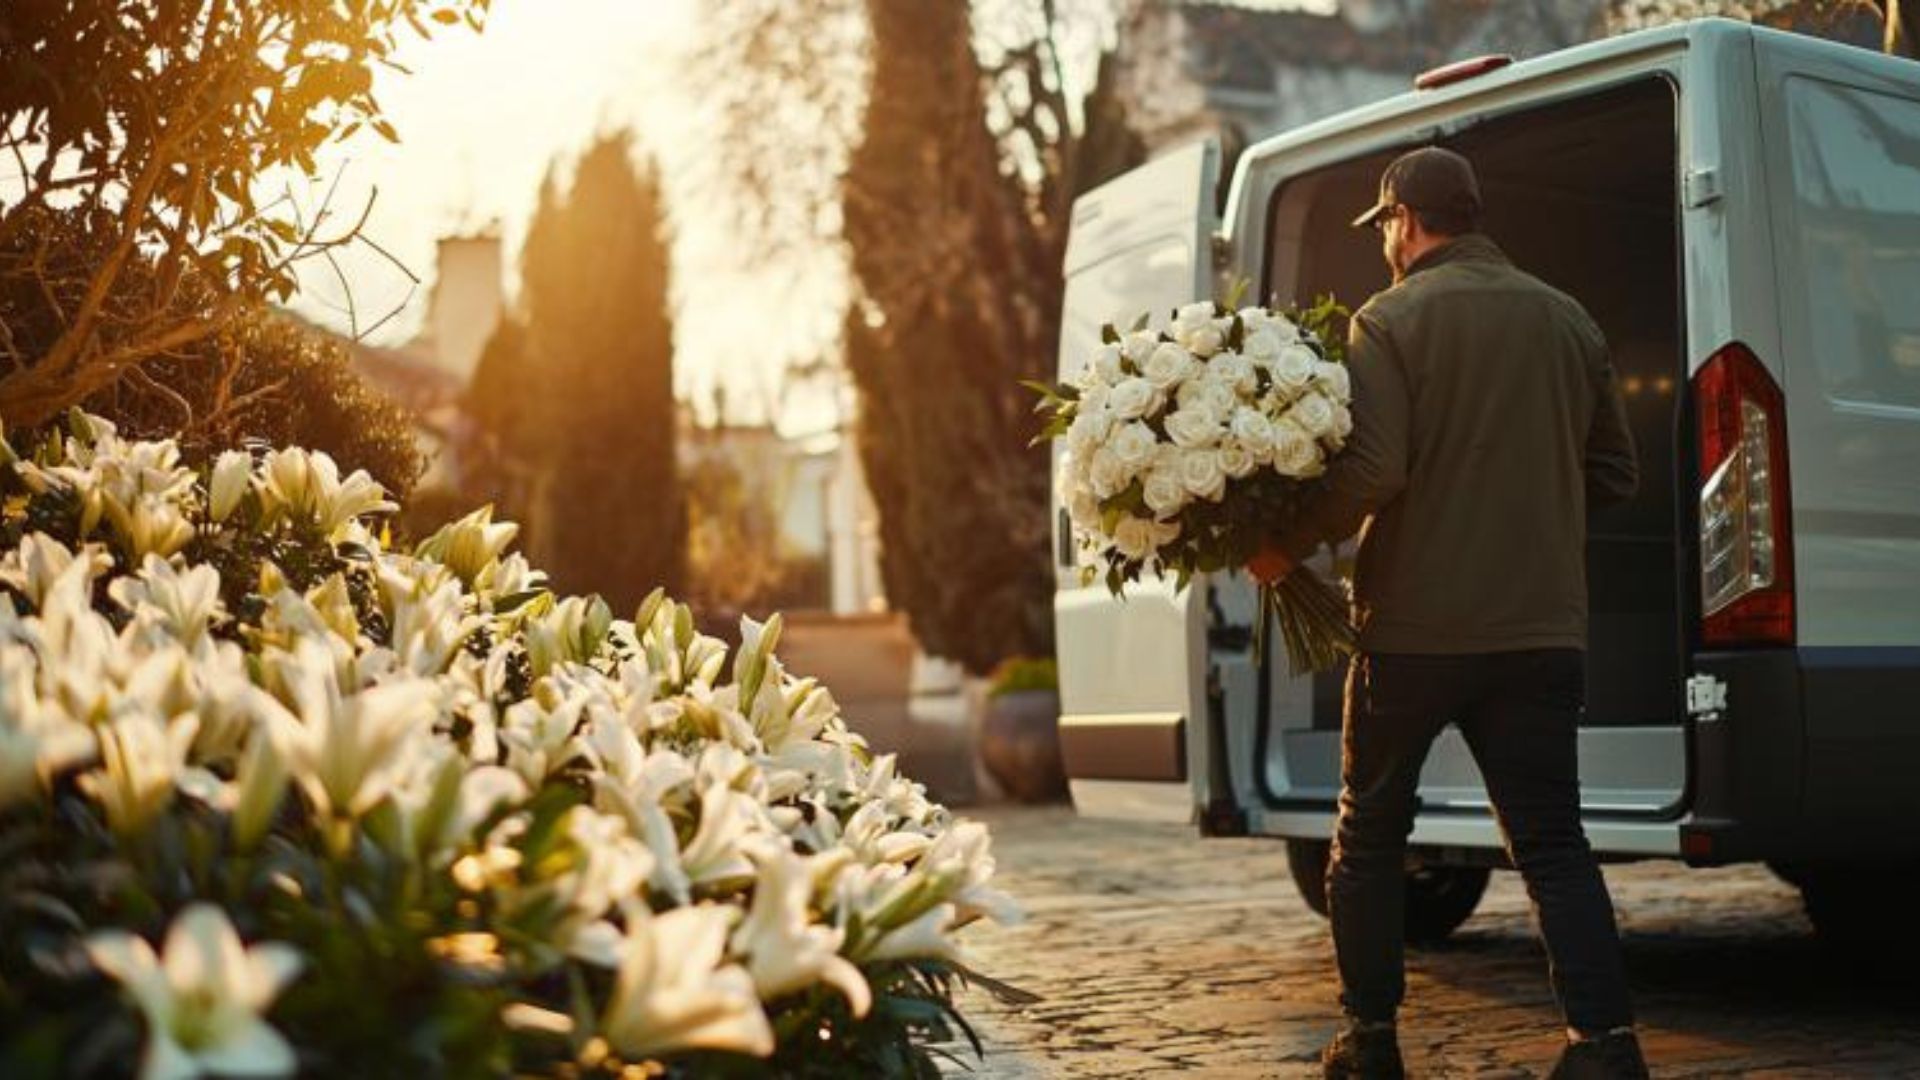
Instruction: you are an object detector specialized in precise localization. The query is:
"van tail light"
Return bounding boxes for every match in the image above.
[1694,342,1794,646]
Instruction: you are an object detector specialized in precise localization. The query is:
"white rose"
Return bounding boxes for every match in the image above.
[1165,405,1222,450]
[1229,408,1276,457]
[1314,361,1351,402]
[1207,352,1257,394]
[1173,301,1216,335]
[1143,469,1187,518]
[1272,344,1318,395]
[1066,405,1114,455]
[1201,377,1241,420]
[1332,403,1354,439]
[1288,392,1337,438]
[1143,343,1196,390]
[1152,518,1182,547]
[1067,485,1100,529]
[1243,308,1304,343]
[1270,419,1324,478]
[1065,410,1095,454]
[1218,442,1257,479]
[1113,515,1158,560]
[1121,330,1158,366]
[1091,344,1124,384]
[1109,421,1157,473]
[1178,320,1227,358]
[1178,447,1227,501]
[1089,447,1127,497]
[1108,377,1156,420]
[1241,329,1283,366]
[1080,380,1110,415]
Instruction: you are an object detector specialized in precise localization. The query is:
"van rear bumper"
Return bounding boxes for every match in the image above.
[1252,647,1920,867]
[1684,646,1920,866]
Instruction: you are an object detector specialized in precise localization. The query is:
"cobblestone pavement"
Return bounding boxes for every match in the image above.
[941,805,1920,1079]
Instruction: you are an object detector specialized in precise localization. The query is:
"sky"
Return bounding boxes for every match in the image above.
[284,0,1136,435]
[287,0,855,431]
[283,0,1329,433]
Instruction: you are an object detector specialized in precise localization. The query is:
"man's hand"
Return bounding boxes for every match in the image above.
[1248,543,1295,587]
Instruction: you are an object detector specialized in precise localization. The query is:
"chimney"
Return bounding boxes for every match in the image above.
[427,232,504,380]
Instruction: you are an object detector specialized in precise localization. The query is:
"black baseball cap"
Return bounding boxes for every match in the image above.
[1351,146,1483,228]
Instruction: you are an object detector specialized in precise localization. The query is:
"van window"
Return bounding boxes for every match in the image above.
[1785,77,1920,411]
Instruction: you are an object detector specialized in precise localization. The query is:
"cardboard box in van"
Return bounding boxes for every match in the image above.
[1051,17,1920,946]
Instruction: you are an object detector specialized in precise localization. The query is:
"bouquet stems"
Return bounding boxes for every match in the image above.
[1254,568,1357,676]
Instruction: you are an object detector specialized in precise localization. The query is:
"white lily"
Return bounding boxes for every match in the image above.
[522,595,613,678]
[414,505,518,587]
[256,447,395,540]
[477,551,545,606]
[600,904,774,1061]
[230,729,289,853]
[679,780,766,892]
[0,532,113,612]
[85,904,302,1080]
[548,807,655,967]
[919,818,1023,927]
[0,646,96,810]
[80,713,199,838]
[860,900,962,963]
[206,450,253,524]
[499,690,591,787]
[264,640,439,822]
[840,800,935,866]
[102,492,195,561]
[377,562,480,677]
[110,556,224,650]
[731,844,870,1016]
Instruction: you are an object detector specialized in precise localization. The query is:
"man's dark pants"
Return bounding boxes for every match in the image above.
[1328,648,1635,1033]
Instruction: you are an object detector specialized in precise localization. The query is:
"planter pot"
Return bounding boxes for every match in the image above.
[979,688,1067,803]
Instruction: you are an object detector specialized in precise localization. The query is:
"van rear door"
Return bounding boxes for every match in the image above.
[1053,141,1219,823]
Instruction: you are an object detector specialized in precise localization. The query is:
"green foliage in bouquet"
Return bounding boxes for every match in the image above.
[0,414,1019,1078]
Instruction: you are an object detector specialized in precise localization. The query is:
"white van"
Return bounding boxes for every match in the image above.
[1051,18,1920,946]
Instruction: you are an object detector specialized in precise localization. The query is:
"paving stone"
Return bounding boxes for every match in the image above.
[938,805,1920,1078]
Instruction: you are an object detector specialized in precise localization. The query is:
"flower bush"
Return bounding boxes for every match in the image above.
[0,412,1017,1078]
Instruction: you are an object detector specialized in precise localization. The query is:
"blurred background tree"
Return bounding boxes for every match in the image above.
[0,0,487,431]
[466,132,685,609]
[687,0,1147,674]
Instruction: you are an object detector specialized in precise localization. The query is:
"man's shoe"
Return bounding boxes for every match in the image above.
[1547,1030,1651,1080]
[1321,1020,1405,1079]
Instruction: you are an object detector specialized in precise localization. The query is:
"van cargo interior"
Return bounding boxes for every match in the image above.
[1256,78,1687,811]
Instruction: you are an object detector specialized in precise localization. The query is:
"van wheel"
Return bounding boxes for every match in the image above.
[1284,839,1490,944]
[1793,863,1920,964]
[1404,863,1491,945]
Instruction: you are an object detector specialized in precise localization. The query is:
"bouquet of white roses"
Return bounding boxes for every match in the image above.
[1030,296,1357,674]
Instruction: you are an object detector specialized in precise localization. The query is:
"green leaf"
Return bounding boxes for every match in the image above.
[1130,311,1151,332]
[1225,277,1252,310]
[491,588,546,615]
[1100,323,1120,345]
